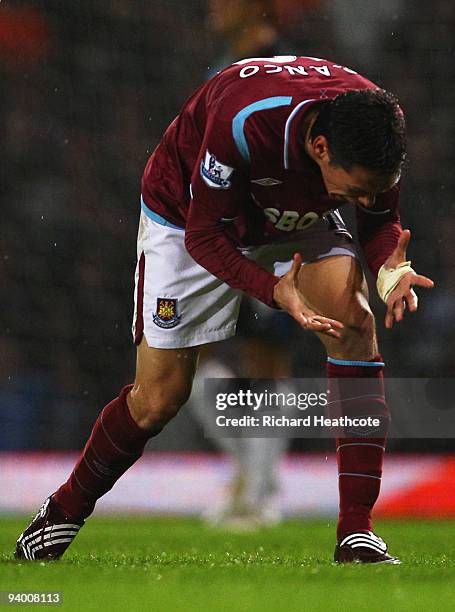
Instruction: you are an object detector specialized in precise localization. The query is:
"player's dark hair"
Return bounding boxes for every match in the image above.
[310,89,406,175]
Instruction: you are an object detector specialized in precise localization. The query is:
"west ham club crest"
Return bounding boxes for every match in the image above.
[153,298,181,328]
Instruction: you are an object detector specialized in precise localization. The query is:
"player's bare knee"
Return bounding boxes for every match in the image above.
[339,307,376,356]
[347,305,375,336]
[128,380,192,431]
[321,306,376,360]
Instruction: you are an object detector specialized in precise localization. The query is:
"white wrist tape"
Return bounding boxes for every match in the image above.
[377,261,414,303]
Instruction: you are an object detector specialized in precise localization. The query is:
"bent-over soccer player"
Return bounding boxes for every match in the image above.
[16,55,434,563]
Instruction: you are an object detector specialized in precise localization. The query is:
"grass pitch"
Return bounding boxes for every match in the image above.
[1,517,454,611]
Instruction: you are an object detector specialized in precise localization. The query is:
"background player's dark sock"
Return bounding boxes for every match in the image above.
[327,356,389,541]
[53,385,156,519]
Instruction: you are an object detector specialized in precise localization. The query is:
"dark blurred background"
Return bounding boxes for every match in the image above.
[1,0,454,450]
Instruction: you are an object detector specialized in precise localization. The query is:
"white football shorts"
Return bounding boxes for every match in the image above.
[132,206,357,349]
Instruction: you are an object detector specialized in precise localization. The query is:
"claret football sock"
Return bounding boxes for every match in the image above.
[53,384,155,520]
[326,356,389,541]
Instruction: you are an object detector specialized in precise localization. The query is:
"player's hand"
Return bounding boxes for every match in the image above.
[383,229,434,329]
[273,253,344,338]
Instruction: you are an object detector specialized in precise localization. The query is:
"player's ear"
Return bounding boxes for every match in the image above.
[310,135,330,163]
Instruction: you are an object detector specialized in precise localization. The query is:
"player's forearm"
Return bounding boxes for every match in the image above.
[184,228,280,307]
[359,219,403,278]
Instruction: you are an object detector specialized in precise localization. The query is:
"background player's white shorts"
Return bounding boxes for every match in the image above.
[132,209,357,349]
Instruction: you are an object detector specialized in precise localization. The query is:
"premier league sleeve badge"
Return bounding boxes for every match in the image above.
[153,298,181,328]
[200,150,234,189]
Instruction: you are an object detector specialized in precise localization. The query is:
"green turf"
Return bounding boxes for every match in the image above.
[1,517,454,611]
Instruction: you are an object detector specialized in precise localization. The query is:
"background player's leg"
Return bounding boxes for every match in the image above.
[53,338,199,519]
[187,346,286,528]
[298,255,389,540]
[239,435,285,524]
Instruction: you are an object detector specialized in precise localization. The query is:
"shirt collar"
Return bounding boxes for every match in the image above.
[283,99,318,172]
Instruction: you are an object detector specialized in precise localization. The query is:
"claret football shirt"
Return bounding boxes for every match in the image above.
[141,56,401,306]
